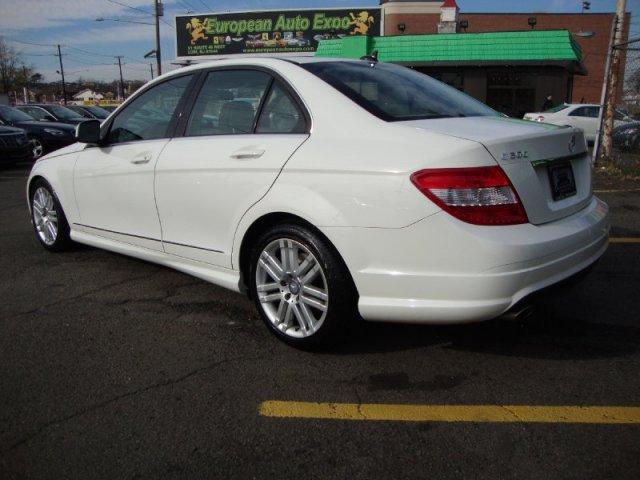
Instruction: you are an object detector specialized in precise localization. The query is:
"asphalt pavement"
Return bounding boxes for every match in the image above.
[1,160,639,480]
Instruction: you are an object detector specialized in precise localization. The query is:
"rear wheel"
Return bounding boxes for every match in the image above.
[249,223,357,347]
[30,180,72,252]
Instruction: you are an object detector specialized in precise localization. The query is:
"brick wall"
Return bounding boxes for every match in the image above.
[383,12,630,104]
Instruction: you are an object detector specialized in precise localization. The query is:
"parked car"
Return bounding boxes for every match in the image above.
[67,105,111,120]
[0,125,31,165]
[613,121,640,151]
[0,106,76,159]
[523,103,631,143]
[27,57,609,347]
[101,105,119,113]
[15,104,86,125]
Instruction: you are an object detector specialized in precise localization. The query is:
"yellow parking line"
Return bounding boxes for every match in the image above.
[594,188,640,193]
[260,401,640,424]
[610,237,640,244]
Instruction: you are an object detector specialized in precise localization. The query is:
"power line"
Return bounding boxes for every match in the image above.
[6,38,56,48]
[102,0,174,29]
[104,0,152,16]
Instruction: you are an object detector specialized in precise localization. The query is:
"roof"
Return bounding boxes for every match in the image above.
[315,30,585,73]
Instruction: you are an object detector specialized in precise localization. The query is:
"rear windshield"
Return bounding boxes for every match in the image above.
[544,104,570,113]
[301,61,498,122]
[47,105,84,120]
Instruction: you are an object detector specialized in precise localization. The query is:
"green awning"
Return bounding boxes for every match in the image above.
[315,30,585,74]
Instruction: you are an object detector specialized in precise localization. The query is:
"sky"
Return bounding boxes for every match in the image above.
[0,0,638,83]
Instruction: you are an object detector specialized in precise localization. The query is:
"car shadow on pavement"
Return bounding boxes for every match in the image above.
[326,309,640,360]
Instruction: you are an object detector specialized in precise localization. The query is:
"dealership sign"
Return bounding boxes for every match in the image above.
[175,8,381,58]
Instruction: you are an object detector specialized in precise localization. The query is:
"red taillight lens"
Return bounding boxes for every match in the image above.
[410,166,528,226]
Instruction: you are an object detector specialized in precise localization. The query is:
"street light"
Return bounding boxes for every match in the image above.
[95,0,163,76]
[95,17,154,25]
[575,31,596,39]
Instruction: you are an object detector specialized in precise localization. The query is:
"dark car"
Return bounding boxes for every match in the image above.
[0,106,76,160]
[613,122,640,152]
[67,105,111,120]
[101,105,119,113]
[0,125,31,165]
[15,104,86,125]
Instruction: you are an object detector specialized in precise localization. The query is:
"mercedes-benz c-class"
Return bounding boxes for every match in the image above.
[27,57,609,346]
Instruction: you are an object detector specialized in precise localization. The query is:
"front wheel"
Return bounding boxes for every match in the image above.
[249,223,357,347]
[30,180,72,252]
[28,136,44,160]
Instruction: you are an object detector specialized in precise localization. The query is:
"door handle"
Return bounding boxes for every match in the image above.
[131,154,152,165]
[230,149,265,160]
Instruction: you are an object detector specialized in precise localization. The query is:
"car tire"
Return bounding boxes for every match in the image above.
[30,179,72,252]
[28,135,45,160]
[248,223,358,348]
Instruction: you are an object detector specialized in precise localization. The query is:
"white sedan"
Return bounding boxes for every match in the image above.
[27,57,610,346]
[523,103,631,143]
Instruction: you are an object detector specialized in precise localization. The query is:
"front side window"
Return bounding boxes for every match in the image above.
[256,83,306,134]
[301,61,499,121]
[107,74,193,144]
[186,70,271,136]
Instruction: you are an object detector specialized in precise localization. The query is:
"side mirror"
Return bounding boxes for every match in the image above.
[75,119,101,144]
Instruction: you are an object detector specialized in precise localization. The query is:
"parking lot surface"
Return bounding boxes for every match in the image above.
[1,161,639,479]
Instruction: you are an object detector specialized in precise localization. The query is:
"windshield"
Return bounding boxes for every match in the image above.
[84,106,110,118]
[301,61,499,121]
[47,105,84,120]
[544,104,570,113]
[0,106,36,122]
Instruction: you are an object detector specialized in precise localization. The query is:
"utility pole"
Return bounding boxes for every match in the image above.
[56,44,67,105]
[150,63,154,79]
[116,56,124,101]
[154,0,163,76]
[22,65,29,104]
[602,0,627,159]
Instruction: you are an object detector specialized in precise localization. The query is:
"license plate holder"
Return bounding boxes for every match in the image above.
[548,162,576,201]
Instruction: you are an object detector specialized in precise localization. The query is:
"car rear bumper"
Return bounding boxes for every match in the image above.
[324,196,609,324]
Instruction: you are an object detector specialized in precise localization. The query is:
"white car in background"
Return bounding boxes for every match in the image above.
[523,103,631,143]
[27,58,609,347]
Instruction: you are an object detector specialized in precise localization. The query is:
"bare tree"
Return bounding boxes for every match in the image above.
[0,37,22,94]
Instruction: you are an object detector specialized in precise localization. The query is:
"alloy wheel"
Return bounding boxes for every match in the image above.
[30,138,44,159]
[255,238,329,338]
[32,187,58,246]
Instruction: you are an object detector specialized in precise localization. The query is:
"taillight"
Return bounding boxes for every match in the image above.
[535,115,545,122]
[410,166,528,226]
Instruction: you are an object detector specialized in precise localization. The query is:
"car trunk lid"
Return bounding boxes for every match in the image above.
[400,116,592,225]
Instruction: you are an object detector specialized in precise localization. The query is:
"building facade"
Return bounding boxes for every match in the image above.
[379,0,628,115]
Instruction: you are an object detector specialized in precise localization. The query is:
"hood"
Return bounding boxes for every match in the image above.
[16,120,76,131]
[37,142,85,162]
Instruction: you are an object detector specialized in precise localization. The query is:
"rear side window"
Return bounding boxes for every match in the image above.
[569,107,599,118]
[20,107,48,121]
[256,83,306,134]
[186,70,271,136]
[106,74,193,144]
